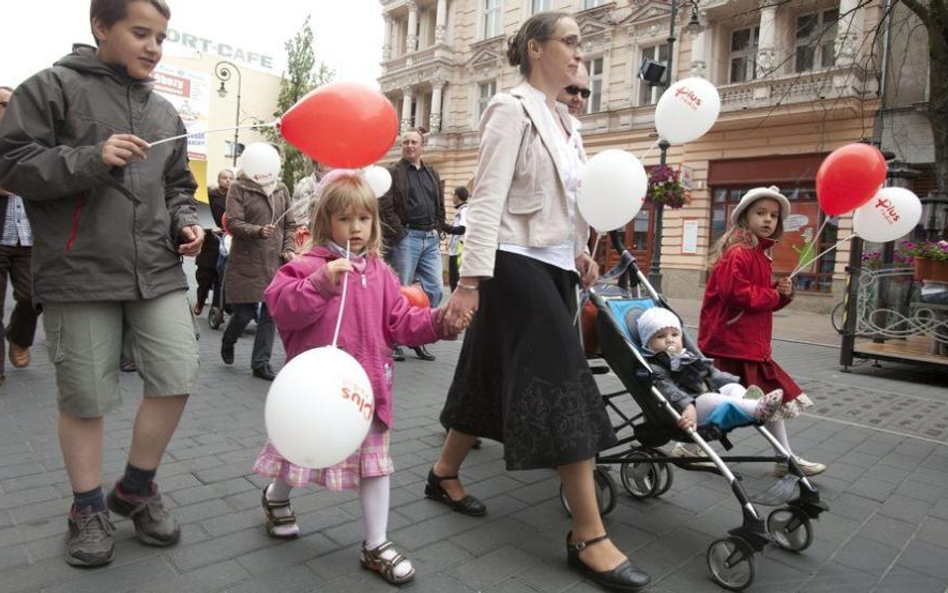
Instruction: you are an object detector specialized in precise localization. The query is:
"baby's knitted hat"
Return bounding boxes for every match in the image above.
[636,307,682,347]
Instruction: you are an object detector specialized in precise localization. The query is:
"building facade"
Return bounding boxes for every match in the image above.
[160,53,282,203]
[378,0,905,311]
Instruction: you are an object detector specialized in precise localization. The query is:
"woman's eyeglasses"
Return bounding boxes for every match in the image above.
[553,36,582,51]
[565,86,591,99]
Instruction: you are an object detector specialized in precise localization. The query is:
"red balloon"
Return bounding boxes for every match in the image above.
[400,285,430,309]
[816,144,887,216]
[278,82,399,169]
[221,213,229,235]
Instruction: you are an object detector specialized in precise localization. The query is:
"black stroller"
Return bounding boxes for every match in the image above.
[567,232,827,591]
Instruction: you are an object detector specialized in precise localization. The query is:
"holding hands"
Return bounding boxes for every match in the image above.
[442,279,479,336]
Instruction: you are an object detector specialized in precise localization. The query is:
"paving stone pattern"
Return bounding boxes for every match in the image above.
[0,296,947,592]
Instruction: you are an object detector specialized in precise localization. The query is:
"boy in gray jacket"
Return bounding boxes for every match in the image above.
[0,0,202,568]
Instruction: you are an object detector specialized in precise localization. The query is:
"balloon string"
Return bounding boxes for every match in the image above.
[273,196,304,227]
[147,121,278,148]
[641,138,661,161]
[331,240,351,348]
[787,233,854,280]
[787,216,831,278]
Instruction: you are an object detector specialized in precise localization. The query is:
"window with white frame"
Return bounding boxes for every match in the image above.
[484,0,503,39]
[530,0,550,13]
[638,43,670,106]
[794,8,839,72]
[729,26,759,83]
[584,57,604,114]
[476,80,497,120]
[583,0,606,8]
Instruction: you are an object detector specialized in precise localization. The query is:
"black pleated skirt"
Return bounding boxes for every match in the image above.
[440,250,617,470]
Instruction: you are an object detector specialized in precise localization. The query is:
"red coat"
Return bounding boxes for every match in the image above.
[698,238,792,362]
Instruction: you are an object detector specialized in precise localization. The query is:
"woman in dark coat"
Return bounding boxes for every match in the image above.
[220,174,295,381]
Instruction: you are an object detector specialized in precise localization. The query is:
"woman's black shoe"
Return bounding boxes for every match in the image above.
[566,532,651,591]
[424,469,486,516]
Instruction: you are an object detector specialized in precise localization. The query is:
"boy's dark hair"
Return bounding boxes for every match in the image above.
[453,187,469,202]
[90,0,171,46]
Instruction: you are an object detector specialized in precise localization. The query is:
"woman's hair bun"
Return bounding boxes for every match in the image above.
[506,33,521,67]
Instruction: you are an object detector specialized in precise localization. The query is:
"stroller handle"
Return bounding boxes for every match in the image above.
[600,230,664,305]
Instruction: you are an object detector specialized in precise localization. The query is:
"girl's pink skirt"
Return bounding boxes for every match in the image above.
[252,419,393,492]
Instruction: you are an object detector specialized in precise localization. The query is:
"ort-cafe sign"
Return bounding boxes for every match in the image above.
[165,27,275,71]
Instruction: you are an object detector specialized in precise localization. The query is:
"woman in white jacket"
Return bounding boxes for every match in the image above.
[427,11,650,592]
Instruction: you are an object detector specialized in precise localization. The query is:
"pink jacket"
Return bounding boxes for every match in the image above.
[264,246,441,429]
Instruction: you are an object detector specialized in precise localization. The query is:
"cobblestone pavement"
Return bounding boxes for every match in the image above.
[1,293,947,593]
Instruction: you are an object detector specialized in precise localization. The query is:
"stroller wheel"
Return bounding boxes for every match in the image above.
[558,466,618,518]
[620,451,661,499]
[209,307,223,330]
[767,507,813,552]
[707,537,756,591]
[643,448,674,496]
[594,466,618,516]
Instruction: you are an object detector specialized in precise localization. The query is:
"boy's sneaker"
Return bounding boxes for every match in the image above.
[753,389,784,423]
[65,506,115,567]
[107,483,180,547]
[775,456,826,477]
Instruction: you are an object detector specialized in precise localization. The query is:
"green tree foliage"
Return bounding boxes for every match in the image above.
[266,17,334,193]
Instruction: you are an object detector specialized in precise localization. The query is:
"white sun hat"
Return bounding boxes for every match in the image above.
[730,186,791,225]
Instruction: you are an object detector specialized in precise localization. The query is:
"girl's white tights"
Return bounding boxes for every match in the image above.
[360,475,412,580]
[765,419,794,456]
[264,475,412,580]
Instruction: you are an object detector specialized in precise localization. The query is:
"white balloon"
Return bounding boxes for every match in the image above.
[853,187,923,243]
[577,150,648,232]
[655,77,722,144]
[240,143,282,187]
[363,166,392,198]
[265,346,374,468]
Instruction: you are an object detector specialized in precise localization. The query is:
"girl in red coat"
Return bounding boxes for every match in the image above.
[698,187,825,477]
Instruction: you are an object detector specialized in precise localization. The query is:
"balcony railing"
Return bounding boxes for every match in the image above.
[381,43,454,73]
[718,65,875,111]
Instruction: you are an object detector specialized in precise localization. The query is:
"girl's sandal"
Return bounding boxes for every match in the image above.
[360,540,416,585]
[261,486,299,539]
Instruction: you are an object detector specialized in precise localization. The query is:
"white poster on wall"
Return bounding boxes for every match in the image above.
[682,219,699,254]
[152,63,211,161]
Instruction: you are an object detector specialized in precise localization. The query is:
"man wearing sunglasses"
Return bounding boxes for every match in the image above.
[0,85,40,385]
[556,63,591,117]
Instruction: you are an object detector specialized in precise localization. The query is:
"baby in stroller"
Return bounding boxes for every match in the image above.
[634,307,783,433]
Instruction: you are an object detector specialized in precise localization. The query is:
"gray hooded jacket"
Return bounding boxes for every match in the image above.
[0,44,199,303]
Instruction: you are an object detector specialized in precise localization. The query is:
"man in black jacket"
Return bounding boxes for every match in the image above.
[379,128,463,361]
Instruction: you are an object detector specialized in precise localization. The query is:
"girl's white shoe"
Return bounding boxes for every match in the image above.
[774,456,826,477]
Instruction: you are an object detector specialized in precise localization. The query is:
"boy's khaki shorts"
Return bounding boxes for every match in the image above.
[42,291,200,418]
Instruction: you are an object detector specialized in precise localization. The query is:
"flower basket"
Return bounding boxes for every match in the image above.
[914,257,933,281]
[926,260,948,283]
[646,165,686,209]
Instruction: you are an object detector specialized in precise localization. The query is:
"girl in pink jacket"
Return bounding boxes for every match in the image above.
[253,170,456,585]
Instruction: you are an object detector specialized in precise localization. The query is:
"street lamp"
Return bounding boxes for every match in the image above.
[646,0,701,293]
[214,60,243,166]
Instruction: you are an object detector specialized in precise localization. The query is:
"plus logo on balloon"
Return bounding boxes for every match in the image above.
[873,198,900,223]
[342,382,374,421]
[674,86,703,111]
